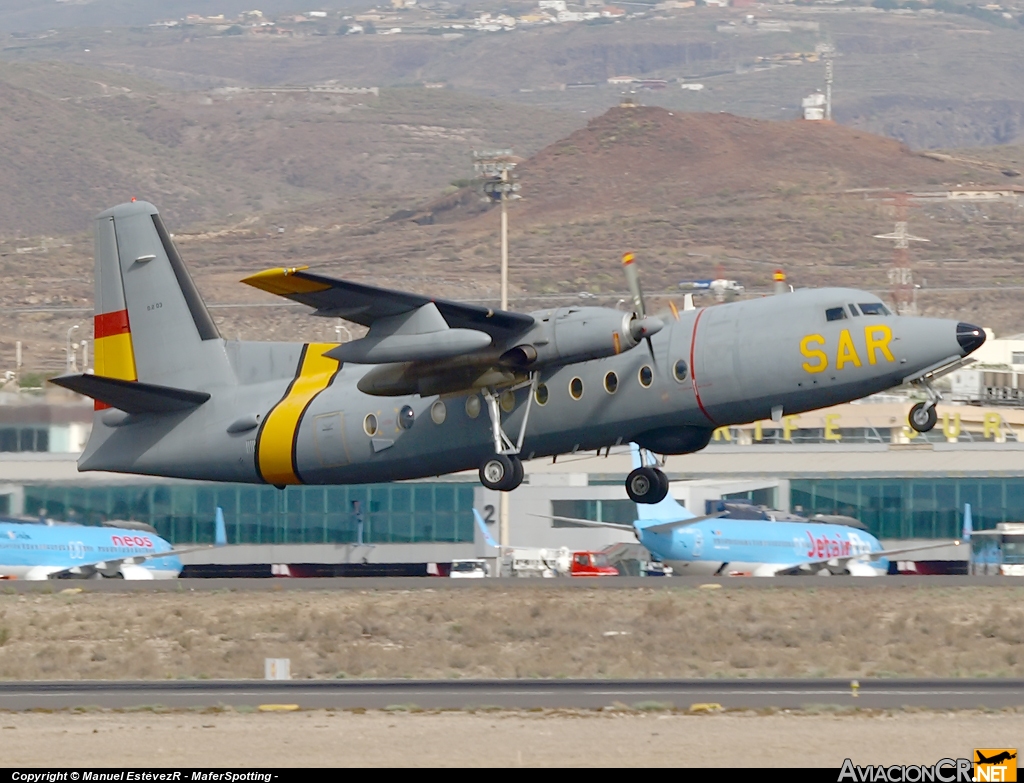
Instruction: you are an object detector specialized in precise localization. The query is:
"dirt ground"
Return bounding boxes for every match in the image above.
[2,586,1024,680]
[2,708,1022,767]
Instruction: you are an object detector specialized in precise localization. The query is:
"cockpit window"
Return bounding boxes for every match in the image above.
[858,303,891,316]
[848,304,861,316]
[825,307,847,322]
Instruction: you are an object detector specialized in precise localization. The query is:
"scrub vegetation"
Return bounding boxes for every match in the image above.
[0,586,1022,680]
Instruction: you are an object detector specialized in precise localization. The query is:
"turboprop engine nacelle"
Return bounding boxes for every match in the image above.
[502,306,663,368]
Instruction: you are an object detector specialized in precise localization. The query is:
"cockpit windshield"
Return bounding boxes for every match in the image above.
[858,302,891,316]
[825,307,848,322]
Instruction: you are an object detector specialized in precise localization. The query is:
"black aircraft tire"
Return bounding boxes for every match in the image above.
[480,455,523,492]
[509,457,525,491]
[626,467,665,504]
[480,455,514,491]
[652,469,670,504]
[909,402,938,433]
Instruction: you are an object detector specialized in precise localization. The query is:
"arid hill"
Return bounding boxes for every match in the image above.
[4,106,1024,375]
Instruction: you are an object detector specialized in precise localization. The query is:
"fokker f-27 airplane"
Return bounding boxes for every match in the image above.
[0,509,226,580]
[52,201,985,501]
[548,446,959,576]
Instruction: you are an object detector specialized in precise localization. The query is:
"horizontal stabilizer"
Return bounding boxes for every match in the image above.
[50,373,210,414]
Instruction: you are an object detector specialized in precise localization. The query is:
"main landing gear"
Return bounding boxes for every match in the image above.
[626,449,670,505]
[907,376,942,433]
[479,453,524,492]
[477,374,538,493]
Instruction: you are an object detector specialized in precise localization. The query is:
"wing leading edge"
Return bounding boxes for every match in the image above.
[242,266,536,343]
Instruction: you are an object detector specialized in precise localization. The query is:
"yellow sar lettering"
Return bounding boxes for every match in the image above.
[800,334,827,373]
[800,325,895,373]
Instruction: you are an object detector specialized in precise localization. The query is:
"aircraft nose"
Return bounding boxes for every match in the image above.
[956,322,986,356]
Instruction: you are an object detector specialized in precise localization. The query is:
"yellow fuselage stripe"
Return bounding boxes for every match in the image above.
[257,343,339,485]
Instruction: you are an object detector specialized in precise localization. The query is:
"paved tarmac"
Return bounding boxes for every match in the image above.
[3,575,1023,593]
[1,679,1022,711]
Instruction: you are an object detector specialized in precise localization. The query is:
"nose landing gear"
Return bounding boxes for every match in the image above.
[908,401,938,433]
[907,374,943,433]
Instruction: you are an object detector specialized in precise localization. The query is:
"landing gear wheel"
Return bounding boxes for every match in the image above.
[909,402,938,433]
[479,455,524,492]
[626,467,669,504]
[654,468,670,499]
[511,456,524,490]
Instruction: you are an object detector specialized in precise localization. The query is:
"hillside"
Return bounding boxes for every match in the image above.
[0,61,584,236]
[3,106,1024,376]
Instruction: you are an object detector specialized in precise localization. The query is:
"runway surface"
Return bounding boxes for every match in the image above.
[4,575,1023,593]
[1,679,1023,710]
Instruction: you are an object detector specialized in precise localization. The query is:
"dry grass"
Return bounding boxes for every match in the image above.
[1,586,1022,681]
[4,707,1024,767]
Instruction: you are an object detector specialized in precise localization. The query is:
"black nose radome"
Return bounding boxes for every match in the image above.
[957,323,986,355]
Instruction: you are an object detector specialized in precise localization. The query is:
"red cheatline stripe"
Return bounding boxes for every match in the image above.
[689,307,716,426]
[94,309,131,339]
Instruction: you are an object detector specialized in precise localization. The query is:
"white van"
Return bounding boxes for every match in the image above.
[449,558,489,578]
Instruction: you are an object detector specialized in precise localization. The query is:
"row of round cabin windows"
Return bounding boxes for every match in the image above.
[360,360,691,435]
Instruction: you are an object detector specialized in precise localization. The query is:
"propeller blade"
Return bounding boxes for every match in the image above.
[646,336,657,366]
[622,252,645,319]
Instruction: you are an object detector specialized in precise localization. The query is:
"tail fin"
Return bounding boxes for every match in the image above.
[91,201,233,398]
[629,442,693,525]
[214,507,227,546]
[473,508,500,549]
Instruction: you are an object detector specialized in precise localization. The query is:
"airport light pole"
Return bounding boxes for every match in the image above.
[65,324,79,374]
[473,149,520,565]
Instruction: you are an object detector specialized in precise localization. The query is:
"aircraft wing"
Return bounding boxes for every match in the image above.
[642,513,722,535]
[534,512,722,534]
[242,266,536,342]
[537,514,634,532]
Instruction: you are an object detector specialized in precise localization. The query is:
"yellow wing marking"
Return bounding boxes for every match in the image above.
[241,266,332,296]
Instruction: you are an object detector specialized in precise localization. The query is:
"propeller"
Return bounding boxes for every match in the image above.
[622,252,662,363]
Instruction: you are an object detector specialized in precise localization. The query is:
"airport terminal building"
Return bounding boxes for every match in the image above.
[4,392,1024,569]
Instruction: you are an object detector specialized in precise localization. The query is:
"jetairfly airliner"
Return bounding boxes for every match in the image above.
[0,509,226,580]
[549,446,959,576]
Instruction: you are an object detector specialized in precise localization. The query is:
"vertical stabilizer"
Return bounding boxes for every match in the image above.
[92,201,233,392]
[215,507,227,546]
[628,443,693,524]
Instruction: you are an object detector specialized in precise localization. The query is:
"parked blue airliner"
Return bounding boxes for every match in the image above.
[0,509,226,580]
[548,446,959,576]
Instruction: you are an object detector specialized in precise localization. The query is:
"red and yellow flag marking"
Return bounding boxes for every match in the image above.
[255,343,340,486]
[92,309,137,410]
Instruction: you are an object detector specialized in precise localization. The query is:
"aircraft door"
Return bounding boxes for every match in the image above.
[666,311,701,414]
[313,413,351,468]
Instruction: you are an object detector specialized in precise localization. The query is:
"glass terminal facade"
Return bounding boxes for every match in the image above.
[22,482,477,546]
[791,478,1024,539]
[16,476,1024,546]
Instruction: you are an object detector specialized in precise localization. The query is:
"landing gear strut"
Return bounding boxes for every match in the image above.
[626,448,669,504]
[908,377,942,433]
[477,373,538,493]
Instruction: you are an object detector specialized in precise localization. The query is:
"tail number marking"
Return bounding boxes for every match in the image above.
[800,325,894,374]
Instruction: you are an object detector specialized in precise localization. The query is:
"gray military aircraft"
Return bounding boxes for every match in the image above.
[52,201,985,503]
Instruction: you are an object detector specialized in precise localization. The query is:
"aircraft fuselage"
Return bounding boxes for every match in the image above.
[79,287,978,487]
